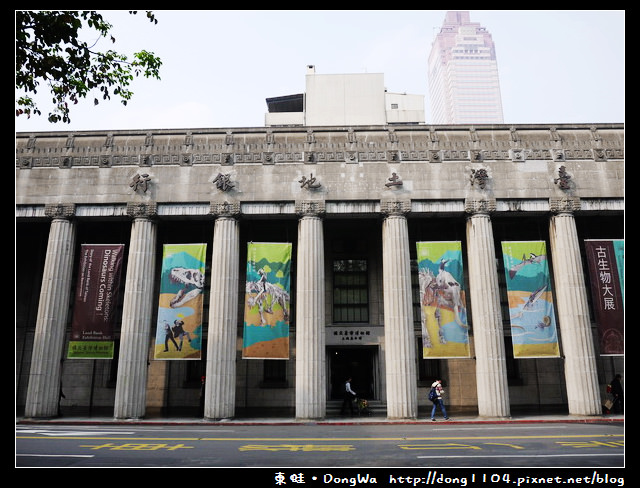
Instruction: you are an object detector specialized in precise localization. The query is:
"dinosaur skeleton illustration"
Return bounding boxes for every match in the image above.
[169,267,204,308]
[246,268,290,326]
[419,260,467,348]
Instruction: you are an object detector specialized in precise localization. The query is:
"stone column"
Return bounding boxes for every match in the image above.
[295,201,326,420]
[114,203,158,419]
[381,201,417,419]
[24,204,76,418]
[465,199,510,418]
[549,198,600,415]
[205,202,240,420]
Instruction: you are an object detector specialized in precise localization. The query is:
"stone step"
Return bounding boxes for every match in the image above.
[326,399,386,417]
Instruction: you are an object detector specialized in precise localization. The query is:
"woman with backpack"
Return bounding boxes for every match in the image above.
[429,379,449,421]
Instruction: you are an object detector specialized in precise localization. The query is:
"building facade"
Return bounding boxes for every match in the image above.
[428,11,504,124]
[266,65,425,127]
[16,123,623,420]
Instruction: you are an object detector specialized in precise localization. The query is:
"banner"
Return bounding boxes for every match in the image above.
[416,242,470,358]
[585,240,624,355]
[68,244,124,359]
[243,242,291,359]
[154,244,207,360]
[501,241,559,358]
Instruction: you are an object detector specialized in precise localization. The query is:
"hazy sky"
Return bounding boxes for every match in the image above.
[15,10,625,132]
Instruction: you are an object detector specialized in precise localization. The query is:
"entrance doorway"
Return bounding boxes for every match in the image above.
[328,346,377,400]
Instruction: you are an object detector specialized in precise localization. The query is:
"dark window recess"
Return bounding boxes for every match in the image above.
[107,339,120,388]
[262,360,287,388]
[417,337,442,382]
[333,259,369,323]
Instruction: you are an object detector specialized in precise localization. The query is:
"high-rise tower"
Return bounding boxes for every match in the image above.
[428,11,504,124]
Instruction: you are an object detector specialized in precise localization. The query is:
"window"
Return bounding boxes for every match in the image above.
[333,259,369,323]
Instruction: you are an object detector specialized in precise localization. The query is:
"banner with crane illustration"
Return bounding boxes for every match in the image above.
[416,241,470,358]
[154,243,207,360]
[242,242,291,359]
[501,241,559,358]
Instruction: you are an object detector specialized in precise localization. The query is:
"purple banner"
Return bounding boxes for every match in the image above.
[585,240,624,355]
[68,244,124,359]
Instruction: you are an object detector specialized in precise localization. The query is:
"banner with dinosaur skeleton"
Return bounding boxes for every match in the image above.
[501,241,559,358]
[243,242,291,359]
[416,242,470,358]
[584,239,624,355]
[68,244,124,359]
[154,243,207,360]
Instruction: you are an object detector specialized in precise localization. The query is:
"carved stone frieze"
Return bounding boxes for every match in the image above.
[428,150,442,163]
[464,198,496,215]
[470,150,483,162]
[44,203,76,219]
[592,148,607,162]
[126,202,158,219]
[99,155,112,167]
[387,150,401,162]
[510,148,526,162]
[380,199,411,216]
[222,153,235,165]
[295,200,326,216]
[549,196,581,214]
[16,126,624,170]
[210,201,241,217]
[180,154,192,166]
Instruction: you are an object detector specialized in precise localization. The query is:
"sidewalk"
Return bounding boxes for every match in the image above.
[16,413,624,426]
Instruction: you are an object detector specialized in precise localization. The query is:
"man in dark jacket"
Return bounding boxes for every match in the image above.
[610,374,624,414]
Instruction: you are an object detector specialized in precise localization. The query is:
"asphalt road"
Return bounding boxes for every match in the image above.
[16,421,624,472]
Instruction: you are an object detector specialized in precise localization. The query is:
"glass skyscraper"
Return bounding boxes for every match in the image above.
[428,11,504,124]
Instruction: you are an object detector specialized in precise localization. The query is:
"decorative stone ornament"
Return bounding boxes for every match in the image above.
[212,173,235,192]
[130,173,151,193]
[299,173,321,189]
[470,168,489,189]
[553,165,572,190]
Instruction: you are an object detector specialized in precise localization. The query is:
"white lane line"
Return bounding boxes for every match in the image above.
[17,454,94,458]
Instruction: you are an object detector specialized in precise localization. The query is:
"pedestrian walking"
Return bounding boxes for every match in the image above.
[429,379,449,421]
[341,377,357,416]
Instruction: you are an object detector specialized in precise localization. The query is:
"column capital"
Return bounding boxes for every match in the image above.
[380,199,411,217]
[210,200,241,218]
[126,202,157,219]
[44,203,76,220]
[465,198,496,215]
[295,200,325,217]
[549,196,581,214]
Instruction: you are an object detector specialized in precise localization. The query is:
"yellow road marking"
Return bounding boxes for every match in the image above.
[17,433,623,442]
